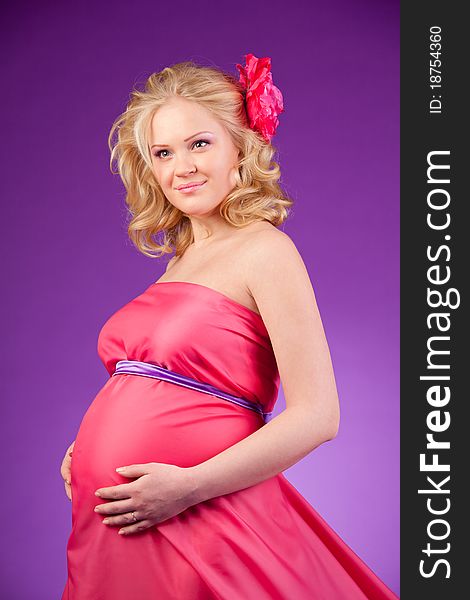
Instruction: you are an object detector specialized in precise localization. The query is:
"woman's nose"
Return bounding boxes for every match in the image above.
[174,153,197,176]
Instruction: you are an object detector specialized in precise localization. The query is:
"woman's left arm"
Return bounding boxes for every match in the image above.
[188,230,341,504]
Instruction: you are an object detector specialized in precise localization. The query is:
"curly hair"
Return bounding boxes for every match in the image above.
[108,60,294,258]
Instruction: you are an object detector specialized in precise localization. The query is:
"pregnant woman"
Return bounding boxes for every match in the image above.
[60,54,399,599]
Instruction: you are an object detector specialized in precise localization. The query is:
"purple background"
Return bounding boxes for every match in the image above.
[1,0,399,597]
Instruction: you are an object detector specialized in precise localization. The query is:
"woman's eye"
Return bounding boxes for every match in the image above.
[193,139,210,149]
[153,139,210,160]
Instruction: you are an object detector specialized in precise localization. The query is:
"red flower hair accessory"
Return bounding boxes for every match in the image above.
[235,53,284,143]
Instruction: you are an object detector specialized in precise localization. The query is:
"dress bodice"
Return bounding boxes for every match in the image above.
[97,281,280,414]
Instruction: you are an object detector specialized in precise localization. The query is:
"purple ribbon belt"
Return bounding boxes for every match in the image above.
[112,359,272,423]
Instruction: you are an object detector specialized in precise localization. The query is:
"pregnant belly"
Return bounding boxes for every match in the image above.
[71,374,261,499]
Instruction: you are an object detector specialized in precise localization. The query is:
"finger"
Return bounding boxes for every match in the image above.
[61,463,72,481]
[61,463,71,484]
[95,484,133,500]
[60,454,72,479]
[60,454,70,473]
[64,481,72,501]
[94,499,135,517]
[101,510,143,527]
[115,464,150,478]
[62,441,75,467]
[117,520,153,535]
[61,467,71,483]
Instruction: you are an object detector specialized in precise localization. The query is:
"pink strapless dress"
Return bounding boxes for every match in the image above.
[62,281,399,600]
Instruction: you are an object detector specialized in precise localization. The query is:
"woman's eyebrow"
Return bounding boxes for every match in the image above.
[151,131,214,148]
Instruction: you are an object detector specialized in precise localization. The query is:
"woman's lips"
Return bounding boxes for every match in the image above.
[176,181,207,193]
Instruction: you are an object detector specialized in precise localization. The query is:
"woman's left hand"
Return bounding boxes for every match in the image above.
[94,462,199,536]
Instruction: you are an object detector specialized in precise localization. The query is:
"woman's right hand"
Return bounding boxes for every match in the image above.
[61,440,75,501]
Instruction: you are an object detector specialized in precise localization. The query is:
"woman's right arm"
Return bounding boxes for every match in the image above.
[60,440,75,501]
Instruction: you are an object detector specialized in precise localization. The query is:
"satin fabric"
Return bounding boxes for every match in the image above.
[112,359,272,421]
[62,281,398,599]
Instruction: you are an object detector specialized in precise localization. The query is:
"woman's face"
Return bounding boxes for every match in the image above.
[149,97,240,217]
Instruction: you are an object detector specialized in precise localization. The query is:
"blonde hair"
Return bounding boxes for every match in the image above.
[108,60,294,258]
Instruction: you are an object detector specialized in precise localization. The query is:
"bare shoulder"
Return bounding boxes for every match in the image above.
[238,221,297,256]
[240,223,319,333]
[239,224,307,288]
